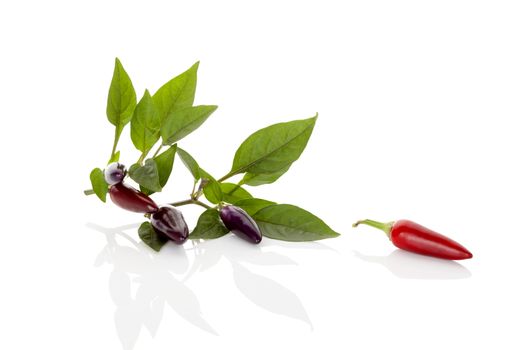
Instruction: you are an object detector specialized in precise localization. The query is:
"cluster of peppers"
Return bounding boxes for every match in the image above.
[105,163,262,245]
[104,162,472,260]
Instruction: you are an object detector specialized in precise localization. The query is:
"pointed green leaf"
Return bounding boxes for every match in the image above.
[161,105,217,145]
[153,62,199,125]
[129,159,162,193]
[233,198,276,216]
[130,90,161,153]
[252,204,340,242]
[89,168,108,202]
[138,222,168,252]
[106,58,137,142]
[177,147,201,181]
[199,168,222,204]
[140,145,178,195]
[189,209,229,239]
[154,144,177,188]
[220,183,252,204]
[240,165,291,186]
[229,115,317,177]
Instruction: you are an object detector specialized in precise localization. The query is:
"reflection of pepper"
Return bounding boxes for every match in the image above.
[352,219,473,260]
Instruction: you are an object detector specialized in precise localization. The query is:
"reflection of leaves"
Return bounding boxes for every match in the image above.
[88,221,317,347]
[231,262,312,328]
[88,222,217,349]
[143,297,164,337]
[94,245,111,267]
[186,235,297,277]
[164,280,217,335]
[115,307,141,350]
[109,270,132,306]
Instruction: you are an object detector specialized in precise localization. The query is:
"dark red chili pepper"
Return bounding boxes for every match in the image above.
[352,219,472,260]
[109,182,159,213]
[220,205,262,244]
[150,205,189,244]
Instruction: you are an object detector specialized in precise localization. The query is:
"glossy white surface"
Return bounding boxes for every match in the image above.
[1,1,524,349]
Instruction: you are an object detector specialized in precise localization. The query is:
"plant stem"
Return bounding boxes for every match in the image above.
[152,144,163,158]
[169,199,212,210]
[190,180,198,199]
[217,172,235,183]
[136,152,146,165]
[109,128,119,162]
[84,189,95,196]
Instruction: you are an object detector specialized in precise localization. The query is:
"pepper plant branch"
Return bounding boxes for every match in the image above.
[109,128,119,162]
[169,198,212,210]
[136,152,146,165]
[217,171,235,183]
[190,181,198,199]
[152,143,163,158]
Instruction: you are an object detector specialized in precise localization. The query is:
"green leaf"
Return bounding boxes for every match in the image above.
[220,183,252,204]
[140,145,178,195]
[229,115,317,178]
[177,147,201,181]
[130,90,161,154]
[240,165,291,186]
[152,62,199,125]
[161,105,217,145]
[199,168,222,204]
[89,168,108,202]
[129,159,162,193]
[252,204,340,242]
[138,221,168,252]
[108,151,120,164]
[189,209,229,239]
[154,144,177,188]
[106,58,137,142]
[233,198,276,216]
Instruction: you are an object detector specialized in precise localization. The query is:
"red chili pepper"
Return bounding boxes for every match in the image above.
[352,219,473,260]
[109,182,159,214]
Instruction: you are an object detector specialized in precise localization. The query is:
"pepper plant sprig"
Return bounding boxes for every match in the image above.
[85,58,340,251]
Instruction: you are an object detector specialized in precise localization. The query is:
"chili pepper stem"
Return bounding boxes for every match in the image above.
[352,219,394,239]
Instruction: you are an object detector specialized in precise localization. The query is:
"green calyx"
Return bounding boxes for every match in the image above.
[352,219,394,239]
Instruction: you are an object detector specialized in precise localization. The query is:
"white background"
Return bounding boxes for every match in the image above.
[1,1,524,349]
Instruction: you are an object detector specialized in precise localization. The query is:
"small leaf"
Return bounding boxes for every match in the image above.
[140,145,178,195]
[129,159,162,193]
[233,198,276,216]
[240,165,291,186]
[229,115,317,177]
[220,183,252,204]
[252,204,340,242]
[189,209,229,239]
[138,222,168,252]
[161,105,217,145]
[199,168,222,204]
[106,58,137,142]
[177,147,200,181]
[108,151,120,164]
[90,168,108,202]
[153,62,199,125]
[130,90,161,154]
